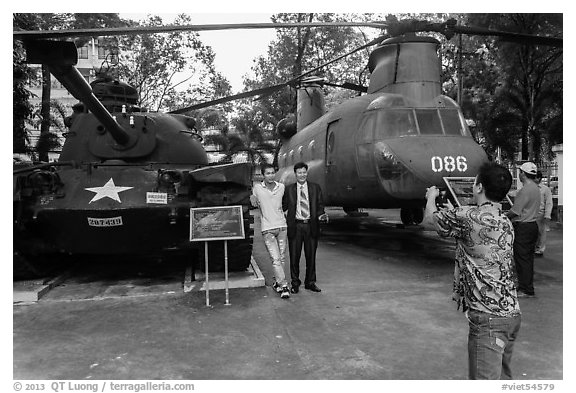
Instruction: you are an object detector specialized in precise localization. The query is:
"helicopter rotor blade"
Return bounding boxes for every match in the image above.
[387,18,562,48]
[13,21,388,40]
[450,24,562,48]
[168,33,385,114]
[168,83,288,114]
[323,81,368,93]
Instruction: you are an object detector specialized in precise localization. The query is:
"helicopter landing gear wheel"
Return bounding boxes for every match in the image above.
[400,207,424,225]
[343,207,368,217]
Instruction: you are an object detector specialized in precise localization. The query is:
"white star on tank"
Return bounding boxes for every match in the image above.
[85,178,134,204]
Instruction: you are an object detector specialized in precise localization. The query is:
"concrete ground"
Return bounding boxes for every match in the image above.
[13,208,563,380]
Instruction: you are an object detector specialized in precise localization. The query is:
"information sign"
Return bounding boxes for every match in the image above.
[190,205,245,242]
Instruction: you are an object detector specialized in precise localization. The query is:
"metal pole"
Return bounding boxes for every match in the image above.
[205,242,210,307]
[457,34,463,107]
[224,240,230,306]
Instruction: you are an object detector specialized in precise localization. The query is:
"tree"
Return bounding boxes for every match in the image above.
[462,13,562,162]
[115,14,230,112]
[13,37,34,155]
[232,13,383,162]
[14,13,72,161]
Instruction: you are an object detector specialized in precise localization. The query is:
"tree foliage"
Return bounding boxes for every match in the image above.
[115,14,230,112]
[235,12,383,144]
[459,13,562,162]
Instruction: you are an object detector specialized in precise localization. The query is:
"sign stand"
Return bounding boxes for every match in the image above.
[204,242,210,307]
[224,240,230,306]
[190,205,245,307]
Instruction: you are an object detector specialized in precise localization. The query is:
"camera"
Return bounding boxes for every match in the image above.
[435,189,450,209]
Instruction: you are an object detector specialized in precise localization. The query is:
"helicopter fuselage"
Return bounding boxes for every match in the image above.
[276,91,488,209]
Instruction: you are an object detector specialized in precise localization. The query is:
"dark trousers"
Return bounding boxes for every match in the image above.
[513,221,539,295]
[288,222,318,287]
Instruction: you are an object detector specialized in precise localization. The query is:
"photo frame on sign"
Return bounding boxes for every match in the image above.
[443,177,513,210]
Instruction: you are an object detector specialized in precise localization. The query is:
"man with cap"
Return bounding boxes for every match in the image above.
[506,162,541,298]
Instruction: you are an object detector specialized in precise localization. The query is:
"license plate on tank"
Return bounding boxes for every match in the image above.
[87,216,123,227]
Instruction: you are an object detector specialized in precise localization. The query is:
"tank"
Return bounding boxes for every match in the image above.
[13,40,253,278]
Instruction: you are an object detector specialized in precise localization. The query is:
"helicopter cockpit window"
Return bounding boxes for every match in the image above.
[374,109,417,138]
[415,109,443,135]
[440,109,465,136]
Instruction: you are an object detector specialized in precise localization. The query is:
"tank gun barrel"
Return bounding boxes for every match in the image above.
[22,39,131,146]
[49,65,131,145]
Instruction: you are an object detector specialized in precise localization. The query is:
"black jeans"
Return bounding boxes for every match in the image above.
[513,221,539,295]
[288,222,318,287]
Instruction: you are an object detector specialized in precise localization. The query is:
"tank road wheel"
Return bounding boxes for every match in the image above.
[400,207,425,225]
[200,208,254,272]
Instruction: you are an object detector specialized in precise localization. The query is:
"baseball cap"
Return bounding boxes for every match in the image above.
[520,162,537,175]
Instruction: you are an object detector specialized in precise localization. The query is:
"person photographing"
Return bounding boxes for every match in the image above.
[423,162,521,379]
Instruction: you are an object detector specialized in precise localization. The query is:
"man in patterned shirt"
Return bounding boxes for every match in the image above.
[423,162,521,380]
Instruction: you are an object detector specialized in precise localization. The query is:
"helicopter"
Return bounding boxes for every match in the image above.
[165,17,562,225]
[13,16,561,278]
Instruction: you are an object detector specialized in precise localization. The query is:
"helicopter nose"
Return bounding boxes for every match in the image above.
[382,136,488,185]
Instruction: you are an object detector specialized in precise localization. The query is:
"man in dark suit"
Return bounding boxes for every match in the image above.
[282,162,328,293]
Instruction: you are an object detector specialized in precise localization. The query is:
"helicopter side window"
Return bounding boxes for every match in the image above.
[357,114,376,143]
[308,140,316,152]
[415,109,443,135]
[375,109,416,138]
[441,109,465,136]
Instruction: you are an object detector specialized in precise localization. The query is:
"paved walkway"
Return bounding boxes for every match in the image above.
[12,209,563,380]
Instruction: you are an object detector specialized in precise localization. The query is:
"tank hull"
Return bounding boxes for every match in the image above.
[14,163,254,278]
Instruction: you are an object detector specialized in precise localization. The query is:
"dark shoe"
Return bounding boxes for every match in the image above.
[290,286,299,294]
[272,282,282,293]
[304,283,322,292]
[280,286,290,299]
[517,291,536,298]
[534,252,544,256]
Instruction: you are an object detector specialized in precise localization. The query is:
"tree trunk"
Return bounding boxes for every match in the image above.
[39,65,52,162]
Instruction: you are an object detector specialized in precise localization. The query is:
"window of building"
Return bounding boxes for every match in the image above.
[98,45,108,60]
[78,45,89,59]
